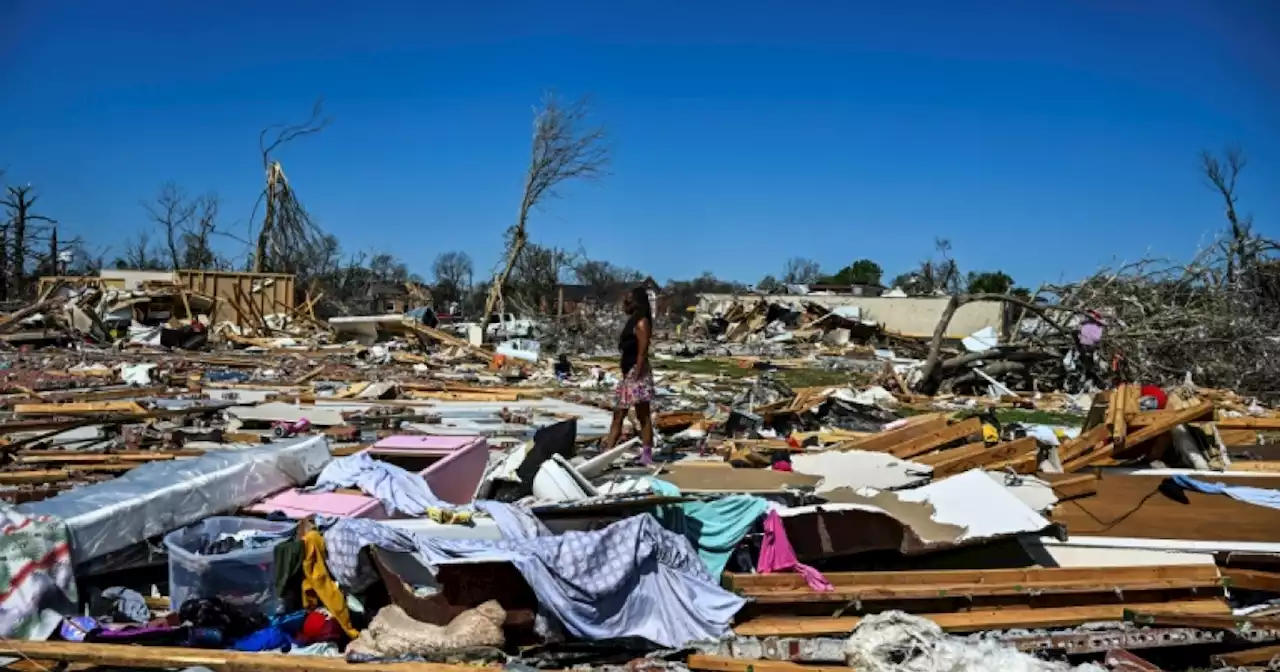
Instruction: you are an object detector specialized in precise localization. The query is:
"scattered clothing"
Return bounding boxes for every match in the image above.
[96,587,151,624]
[322,514,743,648]
[474,500,550,539]
[178,597,268,641]
[346,602,504,659]
[273,539,305,613]
[291,642,342,657]
[757,510,833,592]
[309,452,455,517]
[88,624,222,648]
[232,624,293,652]
[649,478,770,577]
[299,610,346,644]
[1171,475,1280,510]
[202,529,290,555]
[0,507,78,639]
[301,530,359,638]
[1079,319,1104,347]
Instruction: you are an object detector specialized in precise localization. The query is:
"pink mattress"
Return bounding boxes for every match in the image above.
[372,435,480,452]
[246,490,387,520]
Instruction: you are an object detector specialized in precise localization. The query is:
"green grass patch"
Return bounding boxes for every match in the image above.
[992,408,1086,427]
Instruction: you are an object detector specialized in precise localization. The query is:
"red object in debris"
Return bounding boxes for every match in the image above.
[1139,384,1167,410]
[771,461,793,472]
[786,435,801,449]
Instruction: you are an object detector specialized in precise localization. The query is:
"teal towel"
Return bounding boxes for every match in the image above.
[649,478,769,577]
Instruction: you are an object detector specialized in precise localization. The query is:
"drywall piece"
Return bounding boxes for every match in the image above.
[983,471,1059,512]
[791,450,932,492]
[893,469,1051,541]
[809,469,1051,549]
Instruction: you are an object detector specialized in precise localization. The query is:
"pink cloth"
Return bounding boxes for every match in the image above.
[757,510,833,592]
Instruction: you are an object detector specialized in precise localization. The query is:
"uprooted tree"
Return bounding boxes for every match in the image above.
[479,92,610,328]
[915,147,1280,399]
[253,98,331,277]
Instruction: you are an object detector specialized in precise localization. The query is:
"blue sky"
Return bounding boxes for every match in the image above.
[1,1,1277,287]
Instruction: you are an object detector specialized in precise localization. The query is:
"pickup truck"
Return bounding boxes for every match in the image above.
[485,313,539,340]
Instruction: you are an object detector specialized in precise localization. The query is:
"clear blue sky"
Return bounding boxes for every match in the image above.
[2,0,1277,288]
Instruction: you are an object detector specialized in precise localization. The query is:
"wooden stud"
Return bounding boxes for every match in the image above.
[929,437,1037,478]
[732,599,1231,637]
[1064,401,1215,472]
[889,417,983,459]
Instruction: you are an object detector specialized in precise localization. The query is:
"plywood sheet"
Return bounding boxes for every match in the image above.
[1051,474,1280,543]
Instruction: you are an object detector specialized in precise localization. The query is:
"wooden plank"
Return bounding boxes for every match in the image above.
[1058,425,1110,465]
[745,575,1222,603]
[0,470,72,485]
[0,640,473,672]
[1128,406,1216,428]
[889,418,983,459]
[929,437,1037,479]
[1215,417,1280,430]
[14,401,148,416]
[1218,428,1259,446]
[1213,643,1280,668]
[1111,384,1129,451]
[688,655,852,672]
[724,564,1221,592]
[915,441,987,467]
[1124,384,1141,416]
[1063,402,1214,472]
[1221,567,1280,593]
[835,415,948,452]
[1125,610,1280,630]
[732,599,1231,637]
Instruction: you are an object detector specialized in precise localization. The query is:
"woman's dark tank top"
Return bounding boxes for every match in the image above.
[619,316,642,375]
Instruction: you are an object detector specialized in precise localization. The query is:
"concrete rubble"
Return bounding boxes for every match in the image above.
[0,271,1276,672]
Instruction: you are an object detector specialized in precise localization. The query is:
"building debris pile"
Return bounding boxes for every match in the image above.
[0,268,1275,672]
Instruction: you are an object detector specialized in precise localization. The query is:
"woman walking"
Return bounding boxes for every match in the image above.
[604,286,656,464]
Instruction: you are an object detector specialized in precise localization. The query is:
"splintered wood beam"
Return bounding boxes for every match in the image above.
[835,415,948,452]
[1057,424,1110,464]
[1063,401,1215,472]
[929,437,1037,479]
[889,417,983,459]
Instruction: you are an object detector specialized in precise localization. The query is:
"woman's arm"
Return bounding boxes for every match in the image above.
[635,317,651,369]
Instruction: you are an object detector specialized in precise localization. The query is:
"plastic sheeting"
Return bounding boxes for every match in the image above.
[20,435,331,566]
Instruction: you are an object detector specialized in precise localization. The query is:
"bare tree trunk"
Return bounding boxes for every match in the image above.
[49,227,58,277]
[255,164,277,273]
[916,292,1080,395]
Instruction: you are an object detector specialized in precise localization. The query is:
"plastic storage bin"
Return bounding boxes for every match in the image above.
[164,516,296,617]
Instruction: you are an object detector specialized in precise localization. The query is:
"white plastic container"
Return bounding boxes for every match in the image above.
[164,516,296,617]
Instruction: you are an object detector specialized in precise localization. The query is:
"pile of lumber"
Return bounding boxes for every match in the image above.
[725,564,1234,637]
